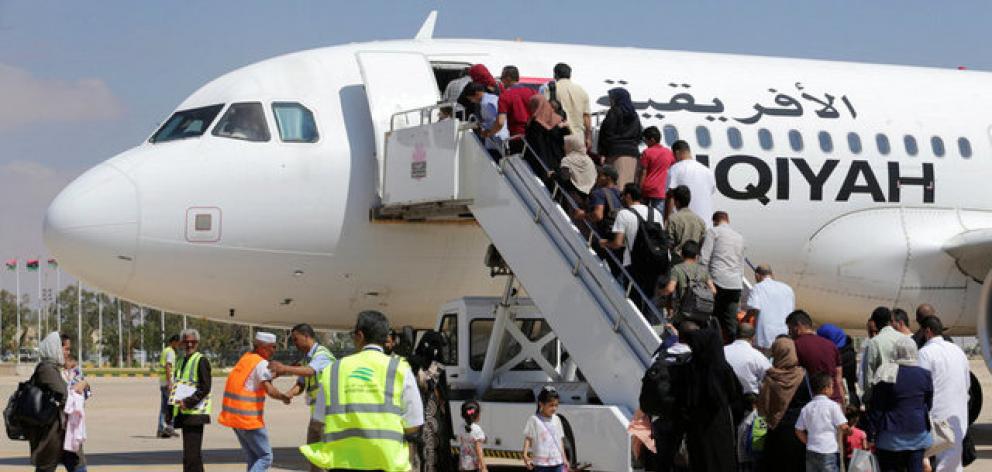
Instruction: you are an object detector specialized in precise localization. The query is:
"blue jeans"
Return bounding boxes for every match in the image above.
[233,427,272,472]
[533,466,564,472]
[157,385,171,432]
[805,451,839,472]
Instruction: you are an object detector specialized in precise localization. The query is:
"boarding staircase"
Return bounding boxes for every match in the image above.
[376,105,662,416]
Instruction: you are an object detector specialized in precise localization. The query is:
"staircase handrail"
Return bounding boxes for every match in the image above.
[490,135,662,364]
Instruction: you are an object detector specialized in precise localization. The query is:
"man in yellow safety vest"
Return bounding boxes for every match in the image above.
[157,334,181,438]
[270,323,335,472]
[300,311,424,472]
[218,331,292,472]
[173,329,211,472]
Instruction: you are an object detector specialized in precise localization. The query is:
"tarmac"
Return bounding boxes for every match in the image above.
[1,361,991,471]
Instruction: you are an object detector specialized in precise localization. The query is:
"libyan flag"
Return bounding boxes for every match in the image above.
[4,259,15,270]
[47,258,58,269]
[26,259,39,271]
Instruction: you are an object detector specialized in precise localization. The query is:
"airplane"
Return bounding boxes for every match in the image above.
[42,14,992,371]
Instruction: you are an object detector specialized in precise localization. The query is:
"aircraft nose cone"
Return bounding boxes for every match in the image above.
[43,163,138,294]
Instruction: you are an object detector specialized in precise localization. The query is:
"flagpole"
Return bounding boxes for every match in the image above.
[15,263,20,365]
[117,299,123,367]
[55,266,61,332]
[0,264,4,359]
[36,257,42,346]
[160,309,165,351]
[77,280,82,363]
[139,306,145,368]
[97,294,103,367]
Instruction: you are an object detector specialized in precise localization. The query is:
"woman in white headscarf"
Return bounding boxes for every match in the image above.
[28,332,87,471]
[867,336,933,472]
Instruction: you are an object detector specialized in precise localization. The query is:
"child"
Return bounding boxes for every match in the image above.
[459,401,487,472]
[842,405,868,469]
[795,372,849,472]
[523,386,570,472]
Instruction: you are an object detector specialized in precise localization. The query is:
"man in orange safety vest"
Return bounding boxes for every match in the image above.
[218,331,292,471]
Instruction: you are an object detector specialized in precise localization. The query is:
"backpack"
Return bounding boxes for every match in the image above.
[639,349,674,417]
[547,81,568,122]
[678,266,714,316]
[597,188,622,237]
[629,207,671,270]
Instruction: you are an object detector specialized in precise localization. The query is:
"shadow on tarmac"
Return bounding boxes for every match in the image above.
[0,447,308,469]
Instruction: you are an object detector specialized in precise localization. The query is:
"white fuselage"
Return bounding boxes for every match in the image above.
[43,39,992,333]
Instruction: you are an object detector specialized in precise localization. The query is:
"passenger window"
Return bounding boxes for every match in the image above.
[789,130,804,152]
[959,137,973,159]
[758,128,773,150]
[212,102,270,142]
[931,136,945,157]
[904,135,919,156]
[151,104,224,143]
[663,125,679,146]
[876,133,891,155]
[848,132,862,154]
[695,126,712,148]
[728,127,743,150]
[818,131,833,153]
[272,102,319,143]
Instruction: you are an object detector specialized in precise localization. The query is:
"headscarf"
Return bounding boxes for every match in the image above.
[756,337,806,429]
[872,336,919,385]
[816,323,847,349]
[39,331,64,366]
[608,87,636,121]
[527,94,563,130]
[468,64,498,90]
[561,134,596,194]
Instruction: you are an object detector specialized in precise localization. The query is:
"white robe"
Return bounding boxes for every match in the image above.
[918,337,970,472]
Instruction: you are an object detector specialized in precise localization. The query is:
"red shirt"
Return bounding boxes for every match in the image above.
[793,333,844,404]
[498,85,537,136]
[639,144,675,199]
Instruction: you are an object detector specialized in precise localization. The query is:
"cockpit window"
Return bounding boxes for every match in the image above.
[272,102,319,143]
[212,102,271,142]
[150,104,224,143]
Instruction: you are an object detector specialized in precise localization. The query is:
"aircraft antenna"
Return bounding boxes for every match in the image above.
[415,10,437,40]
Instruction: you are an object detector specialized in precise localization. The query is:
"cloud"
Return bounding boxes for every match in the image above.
[0,63,125,130]
[0,161,73,262]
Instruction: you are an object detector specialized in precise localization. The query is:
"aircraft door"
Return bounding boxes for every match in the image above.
[356,51,441,197]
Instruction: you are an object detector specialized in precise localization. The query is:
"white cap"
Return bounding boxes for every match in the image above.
[255,331,277,344]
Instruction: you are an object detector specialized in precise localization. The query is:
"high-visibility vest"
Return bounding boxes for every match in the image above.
[172,352,211,417]
[299,349,411,472]
[159,346,175,384]
[303,344,334,411]
[218,352,267,430]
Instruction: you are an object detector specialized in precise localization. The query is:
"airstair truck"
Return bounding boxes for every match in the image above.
[363,52,665,471]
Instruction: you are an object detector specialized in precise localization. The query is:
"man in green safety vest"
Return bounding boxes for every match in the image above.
[300,311,423,472]
[157,334,181,438]
[173,329,212,472]
[271,323,336,472]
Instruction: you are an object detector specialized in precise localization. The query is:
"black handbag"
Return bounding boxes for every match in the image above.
[3,390,28,440]
[7,372,62,431]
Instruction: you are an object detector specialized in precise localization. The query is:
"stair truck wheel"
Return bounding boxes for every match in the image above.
[559,414,578,467]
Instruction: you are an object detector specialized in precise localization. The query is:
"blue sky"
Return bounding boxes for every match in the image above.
[0,0,989,290]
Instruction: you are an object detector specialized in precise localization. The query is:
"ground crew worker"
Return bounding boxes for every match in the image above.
[173,329,211,472]
[218,331,291,472]
[300,310,424,472]
[157,334,180,438]
[271,323,335,472]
